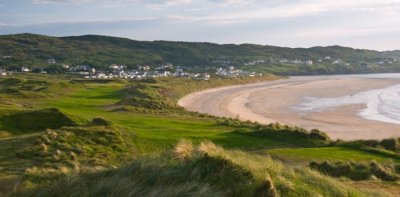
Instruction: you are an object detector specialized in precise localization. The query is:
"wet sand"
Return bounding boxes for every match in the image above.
[179,75,400,140]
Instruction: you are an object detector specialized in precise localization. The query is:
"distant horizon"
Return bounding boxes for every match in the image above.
[1,1,399,51]
[2,32,399,53]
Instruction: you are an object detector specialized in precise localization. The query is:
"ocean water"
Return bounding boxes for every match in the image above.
[293,74,400,125]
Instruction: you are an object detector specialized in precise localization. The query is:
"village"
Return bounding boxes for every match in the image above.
[0,59,264,80]
[241,56,398,68]
[1,55,397,79]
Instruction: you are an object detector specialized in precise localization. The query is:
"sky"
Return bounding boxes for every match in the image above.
[0,0,399,51]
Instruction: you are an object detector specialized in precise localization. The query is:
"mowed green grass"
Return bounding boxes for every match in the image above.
[265,147,400,163]
[37,81,400,165]
[39,82,283,153]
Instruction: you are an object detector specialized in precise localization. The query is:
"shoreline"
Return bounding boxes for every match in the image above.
[179,75,400,140]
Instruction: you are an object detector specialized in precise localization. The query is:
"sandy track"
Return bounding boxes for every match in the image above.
[179,76,400,140]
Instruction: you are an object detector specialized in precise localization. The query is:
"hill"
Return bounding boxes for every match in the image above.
[0,74,400,196]
[1,34,400,75]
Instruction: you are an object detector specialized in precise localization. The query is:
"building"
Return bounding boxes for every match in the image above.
[69,65,92,72]
[62,64,70,69]
[0,69,8,76]
[174,68,189,77]
[139,65,150,71]
[109,64,127,71]
[333,59,343,65]
[21,67,30,72]
[304,60,313,65]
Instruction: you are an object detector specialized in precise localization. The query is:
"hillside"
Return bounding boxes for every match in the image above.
[0,74,400,196]
[16,141,381,197]
[1,34,400,75]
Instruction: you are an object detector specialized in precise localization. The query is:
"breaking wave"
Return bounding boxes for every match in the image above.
[293,84,400,125]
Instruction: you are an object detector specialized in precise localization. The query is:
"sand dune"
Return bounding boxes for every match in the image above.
[179,75,400,140]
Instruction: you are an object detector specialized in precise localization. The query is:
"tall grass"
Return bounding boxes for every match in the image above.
[16,141,379,197]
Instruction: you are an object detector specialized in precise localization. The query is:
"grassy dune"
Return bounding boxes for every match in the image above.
[16,141,380,197]
[0,74,399,196]
[266,147,400,163]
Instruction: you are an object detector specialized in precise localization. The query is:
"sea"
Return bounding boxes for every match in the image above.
[293,73,400,125]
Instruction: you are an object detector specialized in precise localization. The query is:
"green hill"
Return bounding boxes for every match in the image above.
[0,74,400,196]
[1,33,400,75]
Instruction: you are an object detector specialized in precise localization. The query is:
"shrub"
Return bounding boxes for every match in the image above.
[380,138,398,150]
[348,163,371,181]
[361,140,380,148]
[310,161,351,177]
[309,129,330,141]
[395,164,400,174]
[310,161,399,181]
[369,162,399,181]
[91,117,112,126]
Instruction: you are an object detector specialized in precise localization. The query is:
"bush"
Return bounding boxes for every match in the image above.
[348,163,371,180]
[91,118,112,126]
[361,140,380,148]
[310,161,399,181]
[380,138,398,150]
[309,129,330,141]
[369,162,399,181]
[395,164,400,174]
[310,161,351,177]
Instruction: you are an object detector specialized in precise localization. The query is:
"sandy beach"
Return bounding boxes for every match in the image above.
[179,75,400,140]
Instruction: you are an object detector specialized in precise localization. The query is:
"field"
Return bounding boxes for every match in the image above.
[0,73,400,196]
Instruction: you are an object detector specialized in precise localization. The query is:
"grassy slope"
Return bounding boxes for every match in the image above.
[17,142,381,197]
[0,74,399,196]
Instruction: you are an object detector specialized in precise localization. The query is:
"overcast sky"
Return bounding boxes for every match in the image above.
[0,0,399,51]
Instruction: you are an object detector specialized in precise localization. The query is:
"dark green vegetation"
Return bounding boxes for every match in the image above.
[310,161,400,181]
[0,74,399,196]
[1,108,76,133]
[1,33,400,75]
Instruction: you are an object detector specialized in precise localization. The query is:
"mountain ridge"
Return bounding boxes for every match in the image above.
[1,33,399,75]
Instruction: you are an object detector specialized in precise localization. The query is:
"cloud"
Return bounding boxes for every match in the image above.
[5,0,399,50]
[31,0,191,5]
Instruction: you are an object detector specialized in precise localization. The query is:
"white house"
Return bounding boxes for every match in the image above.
[333,59,343,65]
[304,60,313,65]
[97,73,107,79]
[21,67,30,72]
[109,64,127,71]
[62,64,70,69]
[139,65,150,71]
[203,74,211,80]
